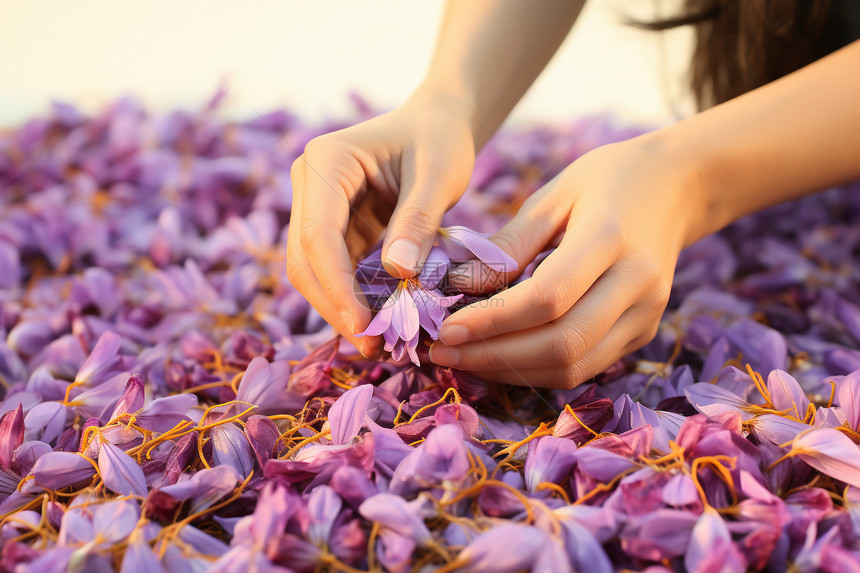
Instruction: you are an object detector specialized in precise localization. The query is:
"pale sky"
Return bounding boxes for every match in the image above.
[0,0,694,127]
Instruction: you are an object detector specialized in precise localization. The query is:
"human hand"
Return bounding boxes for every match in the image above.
[287,91,476,357]
[429,136,707,388]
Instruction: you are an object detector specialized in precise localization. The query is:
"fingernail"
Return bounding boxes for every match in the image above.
[438,324,470,346]
[430,344,461,366]
[385,239,421,274]
[339,310,355,334]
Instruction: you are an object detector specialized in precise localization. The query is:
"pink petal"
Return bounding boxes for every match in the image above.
[793,428,860,488]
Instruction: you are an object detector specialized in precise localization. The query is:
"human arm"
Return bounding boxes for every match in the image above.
[430,39,860,388]
[287,0,584,357]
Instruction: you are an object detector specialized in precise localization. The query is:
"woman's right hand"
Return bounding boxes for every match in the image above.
[286,90,476,358]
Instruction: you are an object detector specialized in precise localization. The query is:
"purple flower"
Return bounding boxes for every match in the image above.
[356,281,421,365]
[236,356,304,414]
[210,422,255,477]
[244,416,280,468]
[155,465,242,514]
[355,247,461,365]
[524,436,578,492]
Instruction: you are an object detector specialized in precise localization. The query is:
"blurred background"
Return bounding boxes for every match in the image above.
[1,0,694,128]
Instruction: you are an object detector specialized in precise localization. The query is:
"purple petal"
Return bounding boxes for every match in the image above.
[793,428,860,488]
[417,246,450,289]
[307,485,343,545]
[0,404,24,469]
[134,394,197,432]
[328,384,373,445]
[93,499,140,543]
[662,473,700,507]
[356,296,394,337]
[684,507,746,573]
[244,415,280,467]
[32,452,97,489]
[684,383,752,420]
[121,541,166,573]
[767,369,809,420]
[75,331,124,386]
[235,356,296,413]
[24,402,68,445]
[99,439,147,497]
[358,493,431,545]
[459,524,547,572]
[111,374,146,419]
[157,465,241,513]
[525,436,578,492]
[747,414,811,445]
[210,423,255,477]
[250,482,295,545]
[439,226,518,272]
[837,371,860,430]
[560,519,613,573]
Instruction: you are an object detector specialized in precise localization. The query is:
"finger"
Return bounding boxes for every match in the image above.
[296,150,374,333]
[438,219,620,346]
[286,248,382,357]
[568,306,659,384]
[467,305,657,390]
[448,176,571,294]
[288,156,379,357]
[382,149,464,278]
[430,267,639,371]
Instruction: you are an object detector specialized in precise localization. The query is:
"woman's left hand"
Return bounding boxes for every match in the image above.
[429,134,709,389]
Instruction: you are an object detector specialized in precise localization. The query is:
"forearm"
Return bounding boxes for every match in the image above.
[414,0,585,149]
[650,39,860,245]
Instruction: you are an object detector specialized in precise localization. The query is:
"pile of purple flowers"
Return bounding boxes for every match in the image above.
[2,92,860,572]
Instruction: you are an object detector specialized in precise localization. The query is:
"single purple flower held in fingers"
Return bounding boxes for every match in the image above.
[355,250,462,366]
[355,280,421,365]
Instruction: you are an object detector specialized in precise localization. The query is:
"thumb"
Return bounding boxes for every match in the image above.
[448,190,568,295]
[382,168,460,279]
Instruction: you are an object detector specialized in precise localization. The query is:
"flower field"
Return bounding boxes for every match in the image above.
[2,93,860,572]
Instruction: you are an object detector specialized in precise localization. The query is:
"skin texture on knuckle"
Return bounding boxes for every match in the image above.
[285,256,307,289]
[392,205,440,239]
[478,347,505,371]
[553,324,588,367]
[533,278,575,320]
[559,364,586,390]
[298,220,324,253]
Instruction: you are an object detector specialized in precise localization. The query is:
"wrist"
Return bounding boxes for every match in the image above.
[408,80,492,150]
[629,126,726,247]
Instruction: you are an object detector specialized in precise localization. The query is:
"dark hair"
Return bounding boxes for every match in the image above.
[636,0,849,109]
